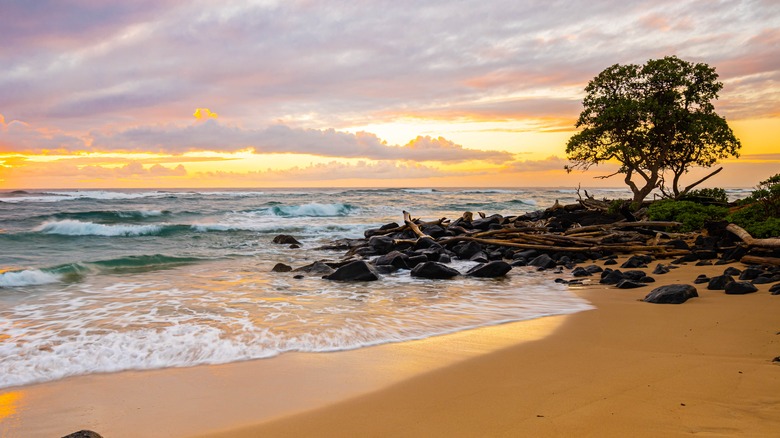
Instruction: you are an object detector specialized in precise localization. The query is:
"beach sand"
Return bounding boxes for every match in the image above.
[2,262,779,437]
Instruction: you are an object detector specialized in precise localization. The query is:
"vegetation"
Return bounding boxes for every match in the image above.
[566,56,741,206]
[727,174,780,238]
[680,187,728,204]
[648,199,728,232]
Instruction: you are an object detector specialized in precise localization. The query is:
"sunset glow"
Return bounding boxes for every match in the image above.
[1,1,778,189]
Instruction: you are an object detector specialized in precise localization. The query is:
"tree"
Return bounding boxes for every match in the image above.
[565,56,741,205]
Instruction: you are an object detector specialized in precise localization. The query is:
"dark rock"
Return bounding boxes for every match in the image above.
[271,263,292,273]
[666,239,690,250]
[707,275,735,290]
[693,250,718,260]
[694,235,718,250]
[364,222,400,237]
[738,268,763,281]
[455,241,484,260]
[511,259,527,267]
[514,249,538,260]
[652,264,670,275]
[368,235,395,254]
[438,253,452,264]
[571,267,592,277]
[529,254,557,269]
[411,261,460,279]
[414,237,441,250]
[770,283,780,295]
[639,276,655,283]
[554,278,568,284]
[272,234,301,245]
[643,284,698,304]
[420,224,446,238]
[753,275,780,285]
[293,274,304,279]
[289,244,301,249]
[725,281,758,295]
[600,270,624,285]
[622,270,647,281]
[375,265,400,274]
[323,260,379,281]
[621,255,652,268]
[293,261,335,276]
[418,248,444,261]
[675,253,700,263]
[406,255,429,268]
[695,260,713,266]
[585,264,603,274]
[469,251,490,263]
[466,261,512,278]
[603,259,618,266]
[471,214,503,230]
[720,246,748,262]
[616,279,646,289]
[487,250,504,261]
[374,251,410,269]
[62,431,104,438]
[694,274,710,284]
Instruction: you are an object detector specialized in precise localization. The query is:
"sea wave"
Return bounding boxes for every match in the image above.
[34,220,170,236]
[401,188,438,194]
[262,203,360,217]
[0,269,62,287]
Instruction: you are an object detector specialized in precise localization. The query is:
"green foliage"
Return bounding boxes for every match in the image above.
[727,173,780,238]
[680,187,728,204]
[648,200,728,232]
[566,56,741,205]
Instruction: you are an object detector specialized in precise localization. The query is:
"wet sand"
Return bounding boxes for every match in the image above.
[2,262,779,437]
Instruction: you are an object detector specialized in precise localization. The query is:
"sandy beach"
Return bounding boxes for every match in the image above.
[2,262,779,437]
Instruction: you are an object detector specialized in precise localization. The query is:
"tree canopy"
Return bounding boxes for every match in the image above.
[565,56,741,205]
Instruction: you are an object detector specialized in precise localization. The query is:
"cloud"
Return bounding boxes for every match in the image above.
[0,114,86,153]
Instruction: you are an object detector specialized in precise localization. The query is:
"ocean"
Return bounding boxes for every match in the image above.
[0,187,752,389]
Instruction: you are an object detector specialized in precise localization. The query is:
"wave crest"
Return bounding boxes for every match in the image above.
[267,203,359,217]
[34,220,165,236]
[0,269,61,287]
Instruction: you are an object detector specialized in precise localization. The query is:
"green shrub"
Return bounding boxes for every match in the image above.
[648,200,729,232]
[727,173,780,238]
[681,187,728,204]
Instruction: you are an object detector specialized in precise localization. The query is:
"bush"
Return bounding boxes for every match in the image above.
[727,173,780,238]
[680,187,728,204]
[648,200,729,232]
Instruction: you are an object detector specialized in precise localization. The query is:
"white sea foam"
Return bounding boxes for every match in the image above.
[402,188,436,194]
[0,269,61,287]
[266,203,358,217]
[34,220,164,236]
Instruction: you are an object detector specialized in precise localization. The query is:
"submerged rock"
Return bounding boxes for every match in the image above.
[272,234,301,245]
[643,284,698,304]
[323,260,379,281]
[271,263,292,272]
[411,261,460,279]
[466,261,512,278]
[293,261,335,276]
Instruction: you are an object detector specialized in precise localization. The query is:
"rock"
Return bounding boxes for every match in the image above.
[725,281,758,295]
[529,254,557,269]
[643,284,699,304]
[437,253,452,264]
[695,260,713,266]
[639,276,655,283]
[374,251,410,269]
[406,254,429,268]
[770,283,780,295]
[514,249,538,260]
[621,255,651,268]
[364,222,400,238]
[511,259,527,267]
[666,239,690,250]
[420,224,446,238]
[723,267,742,276]
[603,259,618,266]
[414,237,441,250]
[600,270,624,285]
[375,265,400,274]
[652,264,670,275]
[571,267,592,277]
[616,279,646,289]
[693,274,710,284]
[621,270,647,281]
[738,268,763,281]
[466,261,512,278]
[293,261,335,275]
[289,244,300,249]
[368,235,395,254]
[271,263,292,272]
[693,250,718,260]
[411,261,460,279]
[707,275,735,290]
[323,260,379,281]
[469,251,489,263]
[455,241,484,260]
[293,274,304,279]
[753,275,780,285]
[272,234,301,245]
[584,264,603,274]
[62,432,104,438]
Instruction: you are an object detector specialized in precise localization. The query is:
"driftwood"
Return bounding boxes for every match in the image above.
[565,221,682,235]
[726,224,780,249]
[440,236,684,254]
[740,255,780,267]
[403,210,431,239]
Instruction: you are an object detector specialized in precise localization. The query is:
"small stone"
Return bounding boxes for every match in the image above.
[271,263,292,273]
[652,264,670,275]
[693,274,710,284]
[639,276,655,283]
[621,255,651,268]
[723,267,742,276]
[293,274,304,279]
[571,267,592,277]
[323,260,379,281]
[616,279,646,289]
[603,259,618,266]
[584,264,603,274]
[529,254,557,269]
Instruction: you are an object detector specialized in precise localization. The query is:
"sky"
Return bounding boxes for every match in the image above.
[0,0,778,189]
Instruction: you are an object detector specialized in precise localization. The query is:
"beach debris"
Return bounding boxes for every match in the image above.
[272,234,301,245]
[271,263,293,272]
[323,260,379,281]
[643,284,699,304]
[724,281,758,295]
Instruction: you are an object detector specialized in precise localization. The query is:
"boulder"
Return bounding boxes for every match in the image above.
[621,270,647,281]
[406,254,429,268]
[272,234,301,245]
[374,251,409,269]
[753,275,780,285]
[616,279,646,289]
[466,261,512,278]
[724,281,758,295]
[414,237,441,250]
[695,260,713,266]
[707,275,735,290]
[469,251,489,263]
[529,254,557,269]
[738,268,763,281]
[368,235,395,254]
[293,261,335,276]
[639,276,655,283]
[584,264,603,274]
[600,270,624,285]
[643,284,699,304]
[571,267,592,277]
[411,261,460,279]
[652,264,670,275]
[323,260,379,281]
[455,241,484,260]
[271,263,292,272]
[621,255,652,268]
